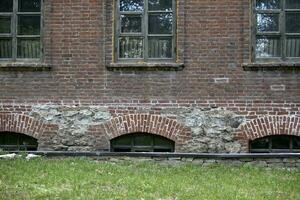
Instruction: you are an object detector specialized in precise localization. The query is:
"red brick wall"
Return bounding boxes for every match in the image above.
[0,0,299,151]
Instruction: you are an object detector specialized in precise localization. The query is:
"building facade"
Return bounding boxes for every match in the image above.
[0,0,299,153]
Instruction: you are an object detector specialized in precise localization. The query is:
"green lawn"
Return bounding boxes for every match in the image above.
[0,158,299,200]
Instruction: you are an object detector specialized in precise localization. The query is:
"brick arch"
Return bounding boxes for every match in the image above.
[0,113,49,139]
[235,116,300,142]
[98,114,191,146]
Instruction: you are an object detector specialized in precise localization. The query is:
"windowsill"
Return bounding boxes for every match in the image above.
[106,62,185,71]
[242,62,300,71]
[0,62,51,71]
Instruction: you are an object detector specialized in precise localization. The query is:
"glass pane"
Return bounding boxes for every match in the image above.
[272,136,290,149]
[120,0,143,11]
[251,137,270,149]
[149,14,173,34]
[149,0,172,11]
[286,37,300,57]
[17,38,40,58]
[113,148,131,152]
[134,134,152,146]
[0,38,12,58]
[256,37,281,57]
[256,0,280,10]
[149,37,172,58]
[113,135,132,146]
[119,37,143,58]
[18,0,41,12]
[18,15,40,35]
[293,137,300,149]
[0,0,13,12]
[121,15,142,33]
[286,13,300,33]
[257,14,279,32]
[286,0,300,9]
[154,136,173,147]
[0,17,11,34]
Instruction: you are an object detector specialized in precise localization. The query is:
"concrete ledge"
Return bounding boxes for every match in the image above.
[242,62,300,71]
[106,63,184,71]
[0,62,51,71]
[8,151,300,158]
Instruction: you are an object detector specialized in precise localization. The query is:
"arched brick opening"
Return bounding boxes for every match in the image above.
[235,116,300,152]
[0,113,58,150]
[90,114,191,151]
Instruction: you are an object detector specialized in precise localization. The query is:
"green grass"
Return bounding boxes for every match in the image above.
[0,158,299,200]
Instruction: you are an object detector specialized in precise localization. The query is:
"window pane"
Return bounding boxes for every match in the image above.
[286,0,300,9]
[257,14,279,32]
[18,0,41,12]
[272,136,290,149]
[0,38,12,58]
[0,17,11,34]
[286,37,300,57]
[120,0,143,11]
[251,137,269,149]
[121,15,142,33]
[154,136,173,147]
[149,0,172,11]
[256,0,280,10]
[134,134,152,146]
[256,37,281,57]
[286,13,300,33]
[149,14,173,34]
[112,135,131,146]
[293,137,300,149]
[119,37,143,58]
[17,38,40,58]
[0,0,13,12]
[149,37,172,58]
[18,15,40,35]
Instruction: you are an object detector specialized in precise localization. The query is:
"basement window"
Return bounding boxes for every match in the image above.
[0,132,38,151]
[111,133,175,152]
[250,135,300,153]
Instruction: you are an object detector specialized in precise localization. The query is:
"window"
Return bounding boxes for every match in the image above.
[0,0,42,61]
[115,0,176,62]
[250,135,300,153]
[0,132,38,151]
[111,133,175,152]
[253,0,300,62]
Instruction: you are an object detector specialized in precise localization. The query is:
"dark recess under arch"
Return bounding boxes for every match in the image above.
[0,132,38,151]
[250,135,300,153]
[111,132,175,152]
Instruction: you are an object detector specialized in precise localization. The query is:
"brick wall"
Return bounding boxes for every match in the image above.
[0,0,299,152]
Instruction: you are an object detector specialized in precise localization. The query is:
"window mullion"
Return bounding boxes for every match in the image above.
[144,0,148,61]
[172,0,176,59]
[252,0,257,62]
[12,0,18,61]
[282,0,286,61]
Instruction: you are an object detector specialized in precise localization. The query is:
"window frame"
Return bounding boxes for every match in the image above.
[114,0,177,63]
[250,135,300,153]
[252,0,300,63]
[111,133,175,152]
[0,132,38,151]
[0,0,43,62]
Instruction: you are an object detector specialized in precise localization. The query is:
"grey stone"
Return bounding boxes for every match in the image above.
[192,159,204,165]
[30,105,111,151]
